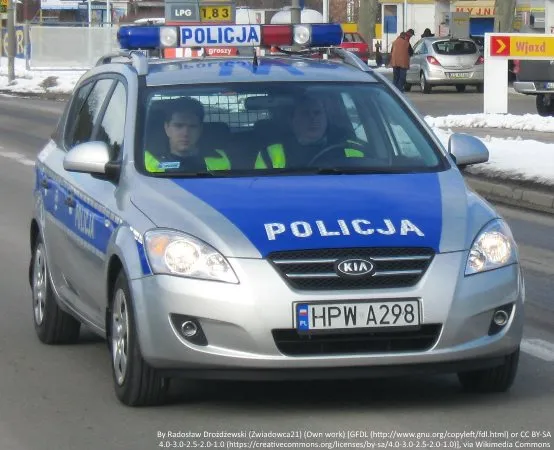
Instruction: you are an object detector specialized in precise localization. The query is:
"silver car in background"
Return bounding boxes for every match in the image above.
[405,37,484,93]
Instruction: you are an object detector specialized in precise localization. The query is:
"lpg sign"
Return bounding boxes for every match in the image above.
[1,26,28,59]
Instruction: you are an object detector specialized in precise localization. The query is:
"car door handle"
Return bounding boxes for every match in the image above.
[64,196,76,208]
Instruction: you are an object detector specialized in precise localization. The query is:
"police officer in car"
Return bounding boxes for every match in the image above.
[254,94,366,169]
[144,97,231,173]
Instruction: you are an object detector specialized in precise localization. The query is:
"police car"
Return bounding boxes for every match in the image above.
[30,22,524,406]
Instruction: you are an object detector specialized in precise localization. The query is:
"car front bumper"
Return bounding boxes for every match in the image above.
[131,251,524,379]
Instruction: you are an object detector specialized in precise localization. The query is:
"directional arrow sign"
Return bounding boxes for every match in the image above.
[491,36,511,56]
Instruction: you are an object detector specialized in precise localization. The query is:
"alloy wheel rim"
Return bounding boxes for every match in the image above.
[33,244,47,326]
[111,289,130,386]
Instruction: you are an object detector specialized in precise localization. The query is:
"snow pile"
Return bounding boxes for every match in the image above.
[432,127,554,186]
[0,57,84,95]
[425,113,554,133]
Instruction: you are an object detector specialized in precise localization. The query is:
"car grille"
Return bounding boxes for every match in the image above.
[268,248,435,291]
[272,325,442,356]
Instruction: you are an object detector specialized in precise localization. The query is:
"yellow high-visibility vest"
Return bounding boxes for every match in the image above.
[144,149,231,173]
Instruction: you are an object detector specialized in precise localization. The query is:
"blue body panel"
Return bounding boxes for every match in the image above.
[173,173,443,257]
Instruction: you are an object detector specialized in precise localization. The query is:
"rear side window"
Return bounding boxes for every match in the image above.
[433,40,477,55]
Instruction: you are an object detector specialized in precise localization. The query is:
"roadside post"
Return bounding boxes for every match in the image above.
[7,0,14,82]
[484,32,554,114]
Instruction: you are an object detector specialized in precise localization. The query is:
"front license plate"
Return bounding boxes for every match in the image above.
[200,5,232,21]
[295,300,420,332]
[448,72,470,79]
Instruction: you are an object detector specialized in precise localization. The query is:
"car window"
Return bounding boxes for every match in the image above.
[353,33,365,43]
[139,83,446,177]
[343,33,353,43]
[95,81,126,160]
[65,78,114,149]
[433,40,477,55]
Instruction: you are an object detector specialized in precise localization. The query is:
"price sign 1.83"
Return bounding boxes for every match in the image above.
[200,5,232,22]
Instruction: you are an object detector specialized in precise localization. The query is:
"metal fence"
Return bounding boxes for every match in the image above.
[29,25,119,69]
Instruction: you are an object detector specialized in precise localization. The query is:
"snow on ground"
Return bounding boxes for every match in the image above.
[1,57,553,185]
[425,113,554,133]
[0,57,85,95]
[432,127,554,186]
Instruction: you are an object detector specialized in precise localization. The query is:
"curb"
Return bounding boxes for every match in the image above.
[464,174,554,216]
[0,89,70,101]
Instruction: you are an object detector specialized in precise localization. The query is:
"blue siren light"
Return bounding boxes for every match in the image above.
[118,26,161,50]
[309,24,343,47]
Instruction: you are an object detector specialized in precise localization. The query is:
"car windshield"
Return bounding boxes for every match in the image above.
[433,40,477,55]
[139,82,447,177]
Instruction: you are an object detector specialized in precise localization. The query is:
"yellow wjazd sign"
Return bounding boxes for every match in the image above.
[0,0,7,7]
[490,34,554,58]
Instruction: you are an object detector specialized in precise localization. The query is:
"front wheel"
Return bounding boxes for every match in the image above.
[110,271,169,406]
[31,236,81,344]
[458,348,520,393]
[456,85,466,93]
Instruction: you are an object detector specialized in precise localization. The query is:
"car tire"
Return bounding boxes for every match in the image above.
[31,235,81,345]
[420,72,431,94]
[456,85,466,93]
[477,83,484,93]
[457,348,520,393]
[535,94,554,117]
[110,270,169,406]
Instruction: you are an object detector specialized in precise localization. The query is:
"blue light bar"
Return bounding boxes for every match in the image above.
[310,24,343,47]
[118,26,161,50]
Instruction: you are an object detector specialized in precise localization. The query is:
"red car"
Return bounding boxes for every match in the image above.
[340,28,370,62]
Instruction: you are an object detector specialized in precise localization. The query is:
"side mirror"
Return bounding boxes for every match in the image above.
[63,141,111,175]
[63,141,120,181]
[448,133,489,168]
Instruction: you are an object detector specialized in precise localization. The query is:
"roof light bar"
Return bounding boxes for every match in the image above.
[117,23,344,51]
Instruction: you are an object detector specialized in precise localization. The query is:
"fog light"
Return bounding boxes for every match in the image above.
[170,314,208,346]
[488,303,514,336]
[493,310,509,327]
[181,320,198,337]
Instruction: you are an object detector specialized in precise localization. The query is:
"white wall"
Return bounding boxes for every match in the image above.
[408,3,435,40]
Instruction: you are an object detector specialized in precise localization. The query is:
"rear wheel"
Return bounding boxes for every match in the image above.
[456,85,466,93]
[536,94,554,117]
[110,271,169,406]
[31,236,81,344]
[458,348,520,393]
[420,72,431,94]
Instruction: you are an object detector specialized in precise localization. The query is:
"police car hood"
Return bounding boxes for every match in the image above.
[132,170,496,259]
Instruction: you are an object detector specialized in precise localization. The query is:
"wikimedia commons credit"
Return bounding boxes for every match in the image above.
[155,429,553,449]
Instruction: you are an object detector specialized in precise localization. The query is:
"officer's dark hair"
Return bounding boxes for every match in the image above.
[164,97,205,124]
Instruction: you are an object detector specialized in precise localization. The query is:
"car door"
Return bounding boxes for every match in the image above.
[39,78,110,319]
[407,41,426,83]
[60,77,129,328]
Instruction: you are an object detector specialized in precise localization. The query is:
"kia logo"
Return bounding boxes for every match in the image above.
[335,258,375,277]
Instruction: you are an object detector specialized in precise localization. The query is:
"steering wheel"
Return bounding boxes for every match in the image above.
[307,143,359,167]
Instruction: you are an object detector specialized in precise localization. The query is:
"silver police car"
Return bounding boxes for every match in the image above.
[30,35,524,407]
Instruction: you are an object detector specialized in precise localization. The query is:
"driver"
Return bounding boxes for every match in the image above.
[254,94,367,169]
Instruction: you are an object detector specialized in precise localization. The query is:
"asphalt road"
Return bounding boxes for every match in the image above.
[1,95,554,450]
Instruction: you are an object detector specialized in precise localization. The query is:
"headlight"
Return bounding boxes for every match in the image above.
[144,230,238,284]
[465,219,518,276]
